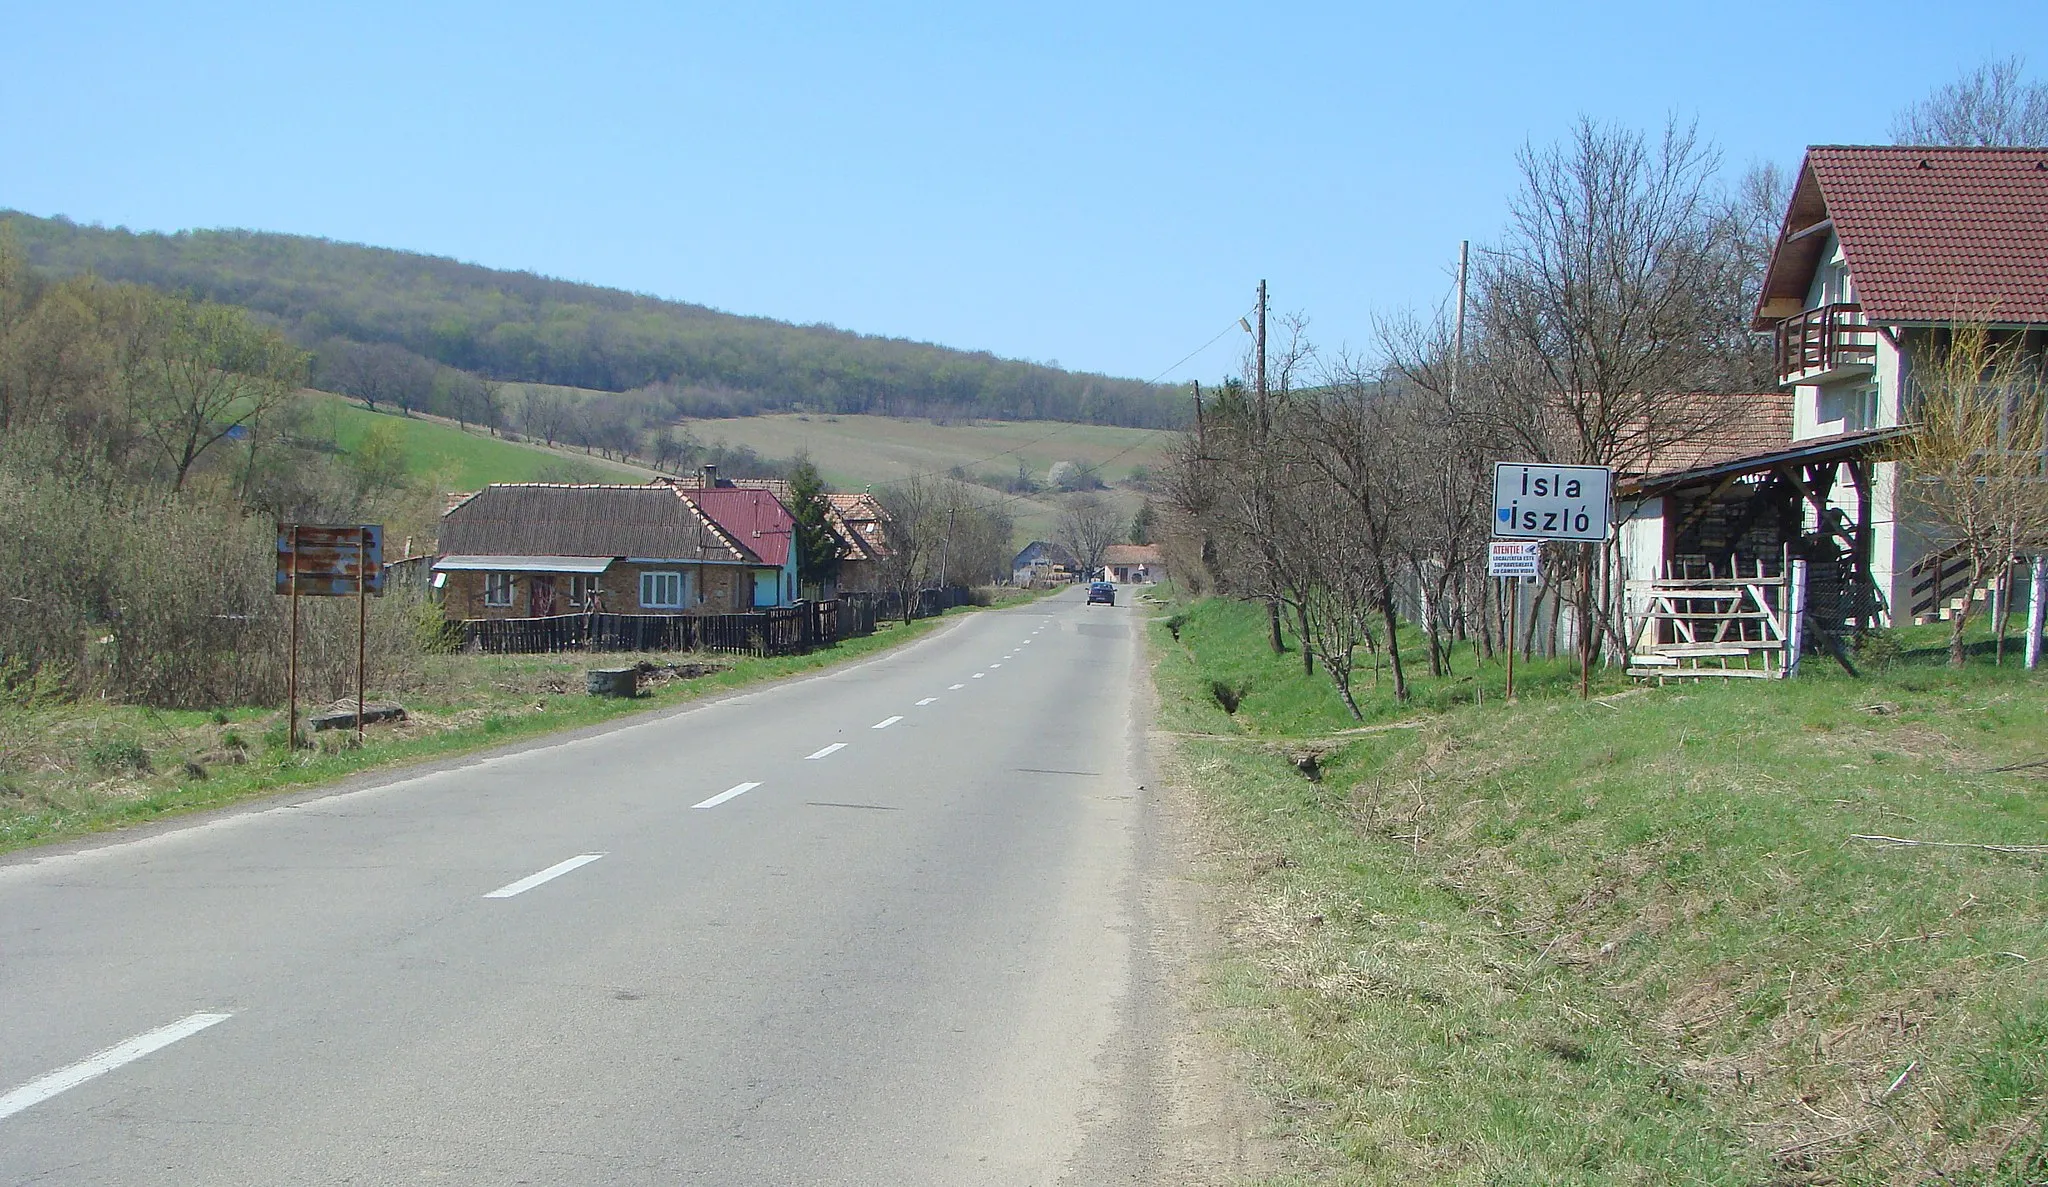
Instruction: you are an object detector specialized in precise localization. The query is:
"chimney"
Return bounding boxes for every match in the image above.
[701,463,717,489]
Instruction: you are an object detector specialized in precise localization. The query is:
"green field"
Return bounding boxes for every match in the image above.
[689,412,1167,545]
[1152,594,2048,1184]
[688,412,1174,490]
[304,391,643,489]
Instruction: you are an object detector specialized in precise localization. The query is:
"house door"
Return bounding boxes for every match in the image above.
[529,576,557,617]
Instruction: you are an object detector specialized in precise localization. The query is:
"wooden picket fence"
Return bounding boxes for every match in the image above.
[459,597,879,657]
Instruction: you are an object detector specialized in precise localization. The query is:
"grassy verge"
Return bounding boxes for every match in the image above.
[1148,588,2048,1184]
[0,603,1001,855]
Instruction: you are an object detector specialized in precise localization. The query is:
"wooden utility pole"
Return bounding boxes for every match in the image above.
[1452,241,1469,403]
[1255,279,1268,410]
[1256,279,1283,655]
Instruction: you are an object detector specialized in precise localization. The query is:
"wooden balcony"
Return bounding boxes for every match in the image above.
[1775,302,1877,385]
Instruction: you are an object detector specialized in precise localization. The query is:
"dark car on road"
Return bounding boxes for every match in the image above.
[1087,580,1116,605]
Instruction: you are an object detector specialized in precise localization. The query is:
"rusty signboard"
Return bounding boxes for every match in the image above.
[275,524,385,749]
[276,525,385,597]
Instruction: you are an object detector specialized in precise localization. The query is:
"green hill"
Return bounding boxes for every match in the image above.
[3,211,1186,429]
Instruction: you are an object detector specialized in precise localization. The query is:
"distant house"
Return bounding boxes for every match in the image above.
[1100,543,1164,584]
[827,492,893,592]
[1012,540,1077,585]
[434,483,788,619]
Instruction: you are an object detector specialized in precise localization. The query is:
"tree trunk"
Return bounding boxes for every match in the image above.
[1949,558,1985,668]
[1334,673,1362,720]
[1295,600,1314,676]
[1995,559,2015,665]
[1378,590,1408,701]
[1267,598,1285,653]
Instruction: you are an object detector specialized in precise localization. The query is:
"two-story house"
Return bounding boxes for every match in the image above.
[1754,145,2048,622]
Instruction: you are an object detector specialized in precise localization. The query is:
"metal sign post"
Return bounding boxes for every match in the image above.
[1488,542,1542,702]
[277,524,385,749]
[288,525,301,749]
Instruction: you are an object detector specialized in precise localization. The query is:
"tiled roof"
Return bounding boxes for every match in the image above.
[1621,426,1903,497]
[439,484,756,563]
[827,492,893,559]
[1631,392,1795,480]
[1759,146,2048,326]
[1101,544,1164,567]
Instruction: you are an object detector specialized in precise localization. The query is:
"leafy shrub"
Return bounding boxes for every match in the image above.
[83,736,150,773]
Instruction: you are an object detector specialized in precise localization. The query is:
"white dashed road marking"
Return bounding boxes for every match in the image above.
[485,853,606,897]
[872,716,903,730]
[915,698,938,706]
[0,1012,232,1122]
[692,783,762,810]
[949,683,965,690]
[806,743,847,760]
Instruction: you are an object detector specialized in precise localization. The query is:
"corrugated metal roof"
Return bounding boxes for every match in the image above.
[433,555,613,573]
[438,484,758,563]
[682,487,796,567]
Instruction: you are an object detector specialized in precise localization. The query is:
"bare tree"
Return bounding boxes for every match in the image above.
[519,385,572,448]
[1469,118,1753,669]
[1293,475,1383,718]
[1892,56,2048,146]
[1299,371,1415,701]
[1057,491,1125,579]
[1893,324,2048,666]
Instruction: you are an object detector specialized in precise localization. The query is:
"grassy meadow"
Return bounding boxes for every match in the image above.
[304,390,643,489]
[689,412,1166,544]
[686,411,1174,489]
[1148,590,2048,1184]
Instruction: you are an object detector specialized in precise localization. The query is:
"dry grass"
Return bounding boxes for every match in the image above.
[1152,599,2048,1185]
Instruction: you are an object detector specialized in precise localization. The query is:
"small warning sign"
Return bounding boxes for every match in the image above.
[1488,540,1542,578]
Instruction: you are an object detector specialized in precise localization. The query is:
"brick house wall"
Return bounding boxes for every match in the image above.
[441,561,759,619]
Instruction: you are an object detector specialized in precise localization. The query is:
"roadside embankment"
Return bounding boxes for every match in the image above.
[1150,591,2048,1184]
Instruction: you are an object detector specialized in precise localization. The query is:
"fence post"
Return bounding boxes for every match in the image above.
[2028,558,2045,671]
[1786,559,1807,678]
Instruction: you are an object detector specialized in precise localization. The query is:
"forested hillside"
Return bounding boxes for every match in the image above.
[1,211,1184,429]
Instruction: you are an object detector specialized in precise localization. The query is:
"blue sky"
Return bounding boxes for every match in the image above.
[3,3,2042,384]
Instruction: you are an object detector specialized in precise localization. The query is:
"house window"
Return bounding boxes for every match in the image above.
[1852,385,1879,430]
[568,574,597,607]
[483,572,515,607]
[640,570,685,610]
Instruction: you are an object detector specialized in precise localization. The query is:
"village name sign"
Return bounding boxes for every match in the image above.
[1491,462,1612,543]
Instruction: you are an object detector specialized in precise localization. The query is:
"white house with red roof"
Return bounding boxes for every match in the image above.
[1611,145,2048,654]
[1753,145,2048,622]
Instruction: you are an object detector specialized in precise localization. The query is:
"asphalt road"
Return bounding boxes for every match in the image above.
[0,586,1182,1185]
